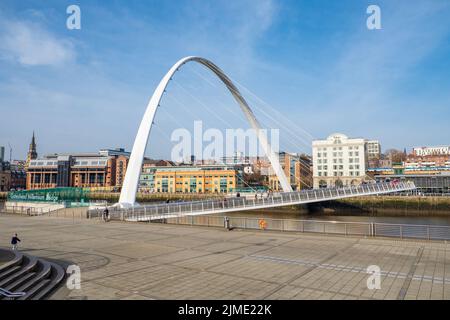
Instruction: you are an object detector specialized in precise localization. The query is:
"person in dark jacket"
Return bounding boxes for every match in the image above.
[103,207,109,222]
[11,233,21,250]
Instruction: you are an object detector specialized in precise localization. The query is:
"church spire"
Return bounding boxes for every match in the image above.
[26,131,38,167]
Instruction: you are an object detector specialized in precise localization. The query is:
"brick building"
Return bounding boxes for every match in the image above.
[26,148,129,190]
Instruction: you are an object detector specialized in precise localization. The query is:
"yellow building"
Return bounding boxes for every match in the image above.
[154,165,242,193]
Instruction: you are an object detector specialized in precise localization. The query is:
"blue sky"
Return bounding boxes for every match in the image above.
[0,0,449,160]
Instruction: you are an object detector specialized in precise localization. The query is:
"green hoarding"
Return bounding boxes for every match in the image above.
[8,187,90,203]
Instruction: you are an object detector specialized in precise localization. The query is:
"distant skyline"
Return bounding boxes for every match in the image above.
[1,0,450,160]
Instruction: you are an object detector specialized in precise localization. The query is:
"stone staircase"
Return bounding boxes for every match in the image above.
[0,249,65,300]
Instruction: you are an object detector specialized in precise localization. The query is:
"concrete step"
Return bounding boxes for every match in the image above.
[31,263,65,300]
[18,279,51,300]
[5,272,36,292]
[14,261,51,293]
[0,255,38,288]
[0,248,65,300]
[0,266,22,281]
[0,250,23,277]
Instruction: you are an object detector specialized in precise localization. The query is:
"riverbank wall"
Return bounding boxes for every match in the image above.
[318,196,450,216]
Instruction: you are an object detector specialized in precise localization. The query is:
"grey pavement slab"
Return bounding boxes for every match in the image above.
[1,213,450,300]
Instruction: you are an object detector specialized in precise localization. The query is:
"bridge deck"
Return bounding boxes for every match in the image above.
[91,181,415,222]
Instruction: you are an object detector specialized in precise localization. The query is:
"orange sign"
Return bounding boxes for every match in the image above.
[259,219,267,230]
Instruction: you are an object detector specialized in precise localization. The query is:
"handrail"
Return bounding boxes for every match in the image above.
[150,214,450,241]
[0,288,26,298]
[89,181,416,221]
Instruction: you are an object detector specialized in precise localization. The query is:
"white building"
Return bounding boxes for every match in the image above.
[413,146,450,156]
[312,133,369,188]
[366,140,381,159]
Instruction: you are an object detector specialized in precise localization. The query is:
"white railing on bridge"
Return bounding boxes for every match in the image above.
[88,181,416,222]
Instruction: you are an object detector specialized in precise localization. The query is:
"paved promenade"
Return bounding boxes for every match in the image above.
[1,213,450,300]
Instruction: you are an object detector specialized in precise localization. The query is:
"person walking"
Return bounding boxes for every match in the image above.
[11,233,21,250]
[103,207,109,222]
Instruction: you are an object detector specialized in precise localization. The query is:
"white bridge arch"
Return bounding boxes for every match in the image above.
[119,56,292,207]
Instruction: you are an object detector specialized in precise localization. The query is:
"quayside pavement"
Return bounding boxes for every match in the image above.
[1,213,450,300]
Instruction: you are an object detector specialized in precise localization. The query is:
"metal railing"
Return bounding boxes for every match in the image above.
[0,288,26,299]
[1,204,63,215]
[159,215,450,241]
[89,181,416,222]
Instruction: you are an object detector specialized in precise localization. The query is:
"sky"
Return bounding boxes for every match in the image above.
[0,0,449,160]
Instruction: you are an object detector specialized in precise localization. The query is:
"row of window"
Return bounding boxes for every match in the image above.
[156,188,234,193]
[316,151,360,158]
[316,145,362,151]
[156,180,233,185]
[157,175,235,179]
[317,171,361,177]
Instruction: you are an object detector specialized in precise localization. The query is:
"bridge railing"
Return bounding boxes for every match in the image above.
[161,215,450,241]
[88,181,415,221]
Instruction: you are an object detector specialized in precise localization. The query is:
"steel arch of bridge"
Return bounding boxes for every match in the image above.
[119,56,292,207]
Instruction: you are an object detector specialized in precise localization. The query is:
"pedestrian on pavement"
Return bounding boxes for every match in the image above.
[103,207,109,222]
[11,233,21,250]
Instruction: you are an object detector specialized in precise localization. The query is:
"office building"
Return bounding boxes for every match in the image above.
[140,164,243,193]
[312,133,368,188]
[366,140,381,160]
[26,148,129,190]
[267,152,312,191]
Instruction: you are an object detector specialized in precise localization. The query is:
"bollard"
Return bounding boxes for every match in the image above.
[224,216,231,231]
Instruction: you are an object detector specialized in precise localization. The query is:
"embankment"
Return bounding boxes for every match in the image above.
[316,196,450,216]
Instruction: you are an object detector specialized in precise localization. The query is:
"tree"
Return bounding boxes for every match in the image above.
[384,149,406,163]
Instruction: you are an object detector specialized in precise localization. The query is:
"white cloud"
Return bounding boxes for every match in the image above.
[0,19,75,66]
